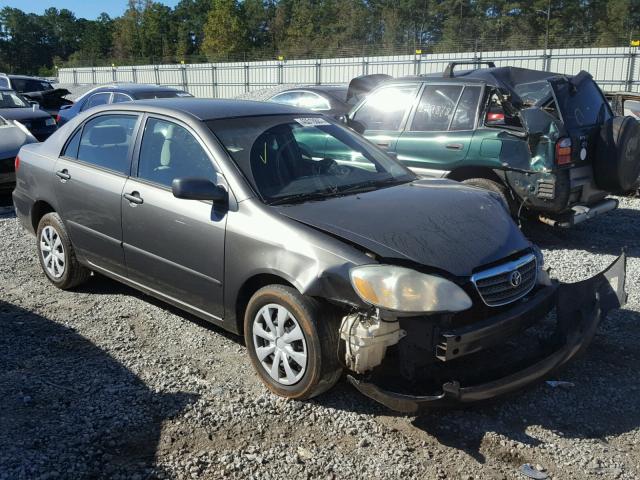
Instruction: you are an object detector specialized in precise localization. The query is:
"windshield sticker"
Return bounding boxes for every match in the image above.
[295,117,331,127]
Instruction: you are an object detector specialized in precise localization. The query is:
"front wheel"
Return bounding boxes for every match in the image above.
[244,285,342,400]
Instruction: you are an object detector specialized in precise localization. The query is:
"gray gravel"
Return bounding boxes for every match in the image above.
[0,193,639,480]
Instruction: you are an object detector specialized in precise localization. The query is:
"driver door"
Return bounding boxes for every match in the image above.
[348,84,420,154]
[121,116,227,321]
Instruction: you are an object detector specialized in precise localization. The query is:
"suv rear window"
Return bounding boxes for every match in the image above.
[10,78,53,93]
[552,78,609,128]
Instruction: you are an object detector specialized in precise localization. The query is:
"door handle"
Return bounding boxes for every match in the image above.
[445,143,464,150]
[123,191,144,205]
[376,142,390,148]
[55,169,71,181]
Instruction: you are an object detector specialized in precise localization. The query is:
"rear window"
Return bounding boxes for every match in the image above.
[552,79,610,128]
[10,78,53,93]
[133,90,192,100]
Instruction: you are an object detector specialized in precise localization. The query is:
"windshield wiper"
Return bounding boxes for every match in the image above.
[268,189,339,206]
[268,177,410,205]
[337,176,410,194]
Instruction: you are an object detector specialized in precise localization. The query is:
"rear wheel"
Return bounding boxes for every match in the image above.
[244,285,342,400]
[36,212,90,289]
[462,177,517,216]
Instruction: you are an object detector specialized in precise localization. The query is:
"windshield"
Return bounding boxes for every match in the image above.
[0,91,29,108]
[208,115,415,203]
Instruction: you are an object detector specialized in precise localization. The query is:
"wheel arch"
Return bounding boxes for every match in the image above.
[446,166,503,184]
[31,200,56,232]
[233,272,298,335]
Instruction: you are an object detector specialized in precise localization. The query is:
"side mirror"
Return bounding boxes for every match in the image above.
[335,114,348,123]
[172,177,228,204]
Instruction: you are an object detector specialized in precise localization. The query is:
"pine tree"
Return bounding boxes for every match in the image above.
[201,0,247,61]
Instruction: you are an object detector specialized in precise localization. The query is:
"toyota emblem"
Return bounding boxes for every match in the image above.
[509,270,522,287]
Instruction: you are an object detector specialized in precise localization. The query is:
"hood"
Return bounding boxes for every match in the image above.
[0,107,51,122]
[275,179,530,277]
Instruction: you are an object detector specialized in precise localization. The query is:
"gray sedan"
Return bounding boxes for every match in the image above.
[12,99,626,412]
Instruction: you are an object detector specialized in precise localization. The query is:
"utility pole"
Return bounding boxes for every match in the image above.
[544,0,551,53]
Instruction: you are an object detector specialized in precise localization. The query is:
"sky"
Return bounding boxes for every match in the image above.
[0,0,180,20]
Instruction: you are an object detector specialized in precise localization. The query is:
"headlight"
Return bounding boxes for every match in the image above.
[45,117,56,126]
[350,265,472,313]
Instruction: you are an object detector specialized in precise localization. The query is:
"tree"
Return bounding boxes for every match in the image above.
[141,1,174,61]
[112,0,144,62]
[202,0,247,61]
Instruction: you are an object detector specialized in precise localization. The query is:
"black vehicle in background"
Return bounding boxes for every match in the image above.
[0,74,72,117]
[56,83,193,126]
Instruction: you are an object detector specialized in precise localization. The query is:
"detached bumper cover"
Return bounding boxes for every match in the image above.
[348,253,627,413]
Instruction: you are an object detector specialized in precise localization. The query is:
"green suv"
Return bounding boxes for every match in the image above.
[343,63,640,226]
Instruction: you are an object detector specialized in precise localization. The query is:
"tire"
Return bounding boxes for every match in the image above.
[462,177,516,216]
[36,212,90,290]
[244,285,342,400]
[594,116,640,193]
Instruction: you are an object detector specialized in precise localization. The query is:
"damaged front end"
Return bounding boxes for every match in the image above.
[340,253,627,414]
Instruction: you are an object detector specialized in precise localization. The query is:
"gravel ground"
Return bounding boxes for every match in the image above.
[0,193,639,480]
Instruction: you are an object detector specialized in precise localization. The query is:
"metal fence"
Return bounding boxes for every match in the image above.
[58,46,639,97]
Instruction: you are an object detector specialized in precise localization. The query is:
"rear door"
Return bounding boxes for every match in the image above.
[121,115,226,321]
[53,113,140,275]
[395,84,482,176]
[548,74,613,165]
[348,83,420,152]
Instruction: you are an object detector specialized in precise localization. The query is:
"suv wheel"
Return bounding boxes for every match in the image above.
[594,116,640,193]
[36,213,90,289]
[462,177,516,216]
[244,285,342,400]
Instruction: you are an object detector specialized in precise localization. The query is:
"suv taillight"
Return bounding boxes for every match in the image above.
[486,112,505,122]
[14,155,20,172]
[555,137,572,165]
[55,114,60,123]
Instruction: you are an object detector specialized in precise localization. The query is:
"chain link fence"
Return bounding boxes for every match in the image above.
[58,46,640,98]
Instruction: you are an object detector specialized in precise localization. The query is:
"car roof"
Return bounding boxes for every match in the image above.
[6,74,51,80]
[272,85,349,102]
[90,83,185,93]
[93,98,318,121]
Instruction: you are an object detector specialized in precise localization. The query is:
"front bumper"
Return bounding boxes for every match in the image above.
[348,253,627,413]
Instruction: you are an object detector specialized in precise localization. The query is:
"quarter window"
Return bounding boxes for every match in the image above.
[351,85,418,131]
[410,85,463,132]
[112,93,133,104]
[82,92,111,111]
[137,118,215,188]
[62,128,81,158]
[77,115,137,174]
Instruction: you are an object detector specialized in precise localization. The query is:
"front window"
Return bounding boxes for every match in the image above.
[208,115,415,204]
[351,85,419,131]
[0,90,30,108]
